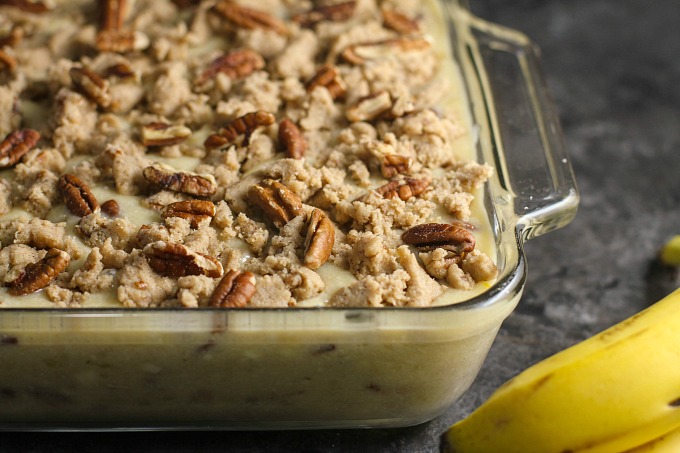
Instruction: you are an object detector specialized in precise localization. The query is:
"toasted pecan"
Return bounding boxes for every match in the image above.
[212,1,287,35]
[6,248,70,296]
[292,1,356,28]
[162,200,216,228]
[374,177,430,201]
[304,208,334,270]
[0,129,40,168]
[248,179,303,228]
[143,163,217,197]
[278,118,306,159]
[197,49,265,84]
[380,154,412,178]
[381,8,420,34]
[305,64,346,100]
[58,174,100,217]
[204,111,276,150]
[144,241,223,278]
[341,38,431,65]
[0,0,48,13]
[209,269,256,308]
[70,66,112,108]
[402,222,476,253]
[140,122,192,147]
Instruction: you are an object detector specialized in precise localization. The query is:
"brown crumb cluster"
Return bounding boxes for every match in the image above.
[0,0,496,308]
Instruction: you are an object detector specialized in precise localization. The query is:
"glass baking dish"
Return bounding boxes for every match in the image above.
[0,0,578,430]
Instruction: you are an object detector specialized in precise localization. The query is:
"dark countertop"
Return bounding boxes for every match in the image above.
[2,0,680,451]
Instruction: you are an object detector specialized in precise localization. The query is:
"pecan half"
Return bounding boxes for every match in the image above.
[304,208,334,270]
[209,269,256,308]
[144,241,223,278]
[197,49,265,85]
[6,248,70,296]
[381,8,420,34]
[162,200,216,228]
[58,174,100,217]
[341,38,431,65]
[374,177,430,201]
[346,91,393,122]
[0,0,48,13]
[0,129,40,168]
[0,49,16,72]
[292,1,356,28]
[143,163,217,197]
[95,0,149,53]
[278,118,306,159]
[100,0,126,32]
[247,179,303,228]
[305,64,346,100]
[402,222,476,253]
[212,1,287,35]
[70,66,112,108]
[204,111,276,150]
[140,122,192,147]
[381,154,412,178]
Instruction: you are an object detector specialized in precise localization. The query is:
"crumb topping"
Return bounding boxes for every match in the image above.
[0,0,497,308]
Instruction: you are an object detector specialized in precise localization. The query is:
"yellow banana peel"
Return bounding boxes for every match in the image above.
[443,288,680,453]
[623,424,680,452]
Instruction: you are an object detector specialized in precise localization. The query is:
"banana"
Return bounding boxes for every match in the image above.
[660,235,680,266]
[623,425,680,452]
[443,288,680,453]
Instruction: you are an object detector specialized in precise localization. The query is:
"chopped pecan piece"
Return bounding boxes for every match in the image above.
[0,49,16,72]
[305,64,346,100]
[381,154,412,178]
[162,200,216,228]
[346,91,393,122]
[144,241,223,278]
[402,222,476,253]
[304,208,335,270]
[341,38,431,65]
[0,0,48,13]
[143,163,217,197]
[172,0,200,7]
[58,173,100,217]
[103,61,136,79]
[140,122,192,147]
[204,111,276,150]
[292,1,356,28]
[381,8,420,34]
[96,30,149,53]
[70,66,112,108]
[197,49,265,84]
[212,1,287,35]
[374,177,430,201]
[0,129,40,168]
[6,248,70,296]
[101,199,120,217]
[278,118,306,159]
[248,179,303,228]
[209,269,256,308]
[0,25,24,48]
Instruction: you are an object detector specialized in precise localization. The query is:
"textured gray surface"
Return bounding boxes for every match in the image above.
[2,0,680,451]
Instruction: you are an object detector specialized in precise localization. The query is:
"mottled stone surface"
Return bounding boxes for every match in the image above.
[4,0,680,451]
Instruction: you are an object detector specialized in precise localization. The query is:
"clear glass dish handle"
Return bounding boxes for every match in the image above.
[465,14,580,242]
